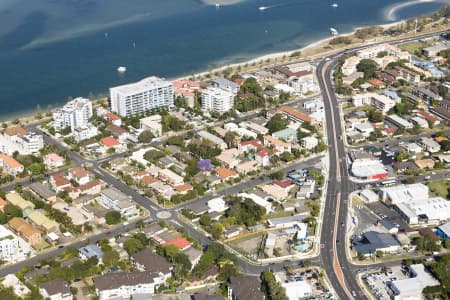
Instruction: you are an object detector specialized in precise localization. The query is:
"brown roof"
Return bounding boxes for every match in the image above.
[229,275,265,300]
[175,183,193,193]
[278,106,314,123]
[69,167,90,179]
[140,175,158,186]
[0,153,23,169]
[106,124,127,136]
[93,271,159,291]
[51,173,70,187]
[40,279,70,296]
[8,217,42,239]
[131,248,171,273]
[4,127,27,137]
[216,167,237,180]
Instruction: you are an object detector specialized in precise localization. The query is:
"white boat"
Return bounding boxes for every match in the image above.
[215,3,221,7]
[117,66,127,73]
[331,3,338,8]
[259,6,268,11]
[329,28,339,36]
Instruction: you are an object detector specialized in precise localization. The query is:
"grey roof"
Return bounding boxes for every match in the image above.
[189,201,208,215]
[438,222,450,237]
[73,194,94,205]
[40,279,70,296]
[268,214,306,226]
[229,275,265,300]
[93,271,160,291]
[79,244,103,259]
[354,231,400,254]
[29,183,56,199]
[183,247,202,264]
[211,78,239,90]
[380,218,397,230]
[197,131,225,146]
[141,223,166,237]
[192,293,224,300]
[131,248,171,274]
[102,187,130,202]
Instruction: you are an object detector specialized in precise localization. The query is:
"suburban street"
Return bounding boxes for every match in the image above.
[0,29,447,299]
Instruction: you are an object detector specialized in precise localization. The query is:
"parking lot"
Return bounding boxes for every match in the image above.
[362,265,409,300]
[367,202,413,233]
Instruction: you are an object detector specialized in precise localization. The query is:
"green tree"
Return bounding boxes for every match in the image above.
[105,211,121,225]
[280,151,293,162]
[123,238,145,255]
[211,223,224,240]
[138,130,154,143]
[357,59,379,79]
[266,114,289,134]
[261,271,289,300]
[102,249,120,266]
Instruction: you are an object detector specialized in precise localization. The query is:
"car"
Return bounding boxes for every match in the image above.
[341,222,344,227]
[352,291,357,296]
[58,245,64,249]
[106,231,112,236]
[74,278,81,282]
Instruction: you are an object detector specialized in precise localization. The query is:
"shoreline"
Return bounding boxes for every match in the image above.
[0,13,446,124]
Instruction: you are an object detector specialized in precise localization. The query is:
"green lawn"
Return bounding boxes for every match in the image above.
[427,180,450,199]
[398,41,424,54]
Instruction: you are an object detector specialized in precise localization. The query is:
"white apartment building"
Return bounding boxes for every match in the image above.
[287,74,318,95]
[93,271,166,299]
[342,56,362,76]
[0,130,43,155]
[352,93,396,113]
[301,136,319,150]
[52,97,93,131]
[110,76,174,117]
[140,115,163,137]
[72,124,99,142]
[0,225,32,263]
[357,43,411,61]
[201,87,234,113]
[99,187,138,219]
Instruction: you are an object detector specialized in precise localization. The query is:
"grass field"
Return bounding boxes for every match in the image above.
[398,41,425,54]
[427,179,450,199]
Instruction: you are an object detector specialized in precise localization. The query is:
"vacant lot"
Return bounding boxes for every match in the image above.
[398,41,424,54]
[427,179,450,199]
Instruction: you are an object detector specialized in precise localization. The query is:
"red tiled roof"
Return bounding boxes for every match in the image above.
[106,124,127,136]
[256,148,271,157]
[0,153,23,169]
[417,111,438,122]
[239,139,264,149]
[278,106,314,123]
[100,136,121,147]
[105,112,121,121]
[70,167,90,179]
[175,183,193,193]
[367,79,385,87]
[216,167,237,179]
[163,237,191,249]
[273,179,293,188]
[51,173,70,187]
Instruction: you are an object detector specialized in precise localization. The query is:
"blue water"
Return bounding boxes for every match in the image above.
[0,0,447,119]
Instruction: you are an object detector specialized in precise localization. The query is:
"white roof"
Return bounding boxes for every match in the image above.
[351,160,386,178]
[207,197,228,213]
[439,222,450,237]
[282,280,313,299]
[391,264,438,299]
[360,189,378,202]
[110,76,172,96]
[396,197,450,222]
[239,192,272,212]
[380,183,429,204]
[48,232,59,241]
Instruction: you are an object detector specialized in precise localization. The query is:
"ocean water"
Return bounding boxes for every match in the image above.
[0,0,447,120]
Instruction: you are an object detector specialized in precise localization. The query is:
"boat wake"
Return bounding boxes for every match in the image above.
[384,0,449,21]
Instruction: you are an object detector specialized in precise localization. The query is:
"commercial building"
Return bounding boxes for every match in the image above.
[140,115,163,137]
[0,153,24,176]
[390,264,439,300]
[437,222,450,241]
[93,271,165,299]
[200,87,234,113]
[52,97,93,131]
[110,76,174,117]
[378,183,429,205]
[394,197,450,225]
[353,231,401,256]
[98,187,138,219]
[351,160,388,181]
[0,127,43,155]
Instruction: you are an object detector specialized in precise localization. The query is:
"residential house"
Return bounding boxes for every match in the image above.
[28,211,58,232]
[44,153,65,169]
[263,135,291,153]
[68,167,92,185]
[39,279,72,300]
[5,193,34,217]
[419,137,441,153]
[131,248,172,279]
[79,244,104,261]
[8,217,42,246]
[0,153,24,176]
[98,187,138,219]
[29,183,57,203]
[228,275,265,300]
